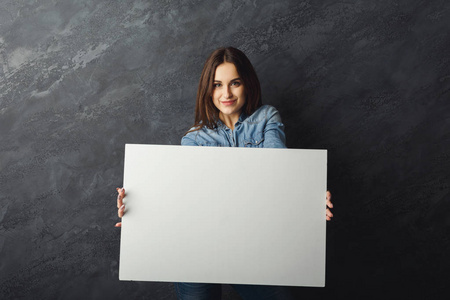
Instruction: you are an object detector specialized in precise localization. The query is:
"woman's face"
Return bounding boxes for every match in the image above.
[212,62,246,122]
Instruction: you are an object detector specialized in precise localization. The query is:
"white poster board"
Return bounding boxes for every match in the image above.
[119,144,327,287]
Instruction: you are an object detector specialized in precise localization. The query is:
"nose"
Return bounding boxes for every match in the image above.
[223,85,233,99]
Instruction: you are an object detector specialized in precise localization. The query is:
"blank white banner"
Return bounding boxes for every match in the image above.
[119,144,327,287]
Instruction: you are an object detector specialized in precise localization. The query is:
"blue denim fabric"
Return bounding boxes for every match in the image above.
[174,282,222,300]
[181,105,286,148]
[174,282,295,300]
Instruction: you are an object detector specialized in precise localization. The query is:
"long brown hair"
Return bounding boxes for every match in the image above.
[190,47,262,131]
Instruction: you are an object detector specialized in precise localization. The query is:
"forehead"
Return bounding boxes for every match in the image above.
[214,62,240,81]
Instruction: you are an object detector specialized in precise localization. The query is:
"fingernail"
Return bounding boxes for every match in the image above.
[120,205,125,210]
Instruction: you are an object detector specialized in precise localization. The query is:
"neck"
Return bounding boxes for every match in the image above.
[219,112,240,130]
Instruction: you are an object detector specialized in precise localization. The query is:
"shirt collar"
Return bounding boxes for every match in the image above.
[238,111,248,123]
[216,111,248,129]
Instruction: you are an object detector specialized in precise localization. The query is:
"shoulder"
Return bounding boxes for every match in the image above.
[181,126,222,146]
[245,105,282,123]
[181,127,202,146]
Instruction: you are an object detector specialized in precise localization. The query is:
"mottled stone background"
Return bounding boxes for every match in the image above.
[1,0,449,299]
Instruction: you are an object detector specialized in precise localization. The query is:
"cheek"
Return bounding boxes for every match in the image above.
[212,90,219,101]
[212,91,220,107]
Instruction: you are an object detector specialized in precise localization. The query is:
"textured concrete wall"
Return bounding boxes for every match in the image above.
[1,0,449,299]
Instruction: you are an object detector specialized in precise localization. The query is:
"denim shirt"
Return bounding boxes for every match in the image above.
[181,105,286,148]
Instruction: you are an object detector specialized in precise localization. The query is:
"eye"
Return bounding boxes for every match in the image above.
[231,81,241,87]
[214,83,222,88]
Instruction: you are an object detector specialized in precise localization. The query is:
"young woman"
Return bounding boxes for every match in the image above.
[115,47,334,300]
[180,47,286,148]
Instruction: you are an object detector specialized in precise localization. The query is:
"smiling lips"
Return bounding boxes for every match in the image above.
[221,100,237,106]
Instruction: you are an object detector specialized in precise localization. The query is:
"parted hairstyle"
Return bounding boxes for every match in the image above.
[191,47,262,131]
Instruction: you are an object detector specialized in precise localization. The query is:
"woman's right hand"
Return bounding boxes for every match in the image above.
[115,187,126,227]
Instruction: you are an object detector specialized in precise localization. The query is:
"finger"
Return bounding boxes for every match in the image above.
[326,208,333,219]
[326,191,333,208]
[115,222,122,227]
[118,204,125,218]
[117,194,122,209]
[326,199,334,209]
[117,187,125,208]
[117,187,126,197]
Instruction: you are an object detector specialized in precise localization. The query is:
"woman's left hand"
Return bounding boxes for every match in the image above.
[326,191,334,221]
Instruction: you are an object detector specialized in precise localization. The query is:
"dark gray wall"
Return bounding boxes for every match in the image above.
[1,0,449,299]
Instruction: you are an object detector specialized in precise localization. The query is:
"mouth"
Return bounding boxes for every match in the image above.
[221,100,237,106]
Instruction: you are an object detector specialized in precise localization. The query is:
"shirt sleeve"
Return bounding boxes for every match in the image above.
[181,132,199,146]
[263,106,287,148]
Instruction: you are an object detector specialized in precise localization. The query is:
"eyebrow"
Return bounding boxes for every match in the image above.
[214,77,241,83]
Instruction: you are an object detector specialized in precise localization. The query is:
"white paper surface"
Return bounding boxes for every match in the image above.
[119,144,327,287]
